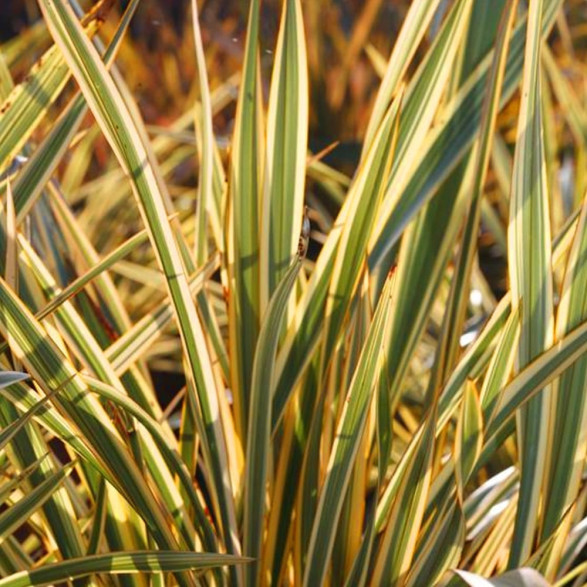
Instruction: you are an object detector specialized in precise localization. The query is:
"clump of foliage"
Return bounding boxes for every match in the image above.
[0,0,586,585]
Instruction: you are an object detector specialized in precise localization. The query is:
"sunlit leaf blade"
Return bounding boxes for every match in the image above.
[244,259,301,586]
[227,0,263,439]
[0,458,46,505]
[437,295,512,433]
[46,184,136,341]
[507,0,554,565]
[332,421,369,585]
[4,180,17,292]
[0,381,113,479]
[0,52,14,99]
[375,212,581,535]
[295,373,324,580]
[263,359,318,585]
[455,381,483,498]
[2,0,585,583]
[556,518,587,582]
[343,508,377,587]
[542,47,587,149]
[36,226,154,322]
[470,494,518,575]
[0,551,250,587]
[375,420,423,532]
[190,0,214,264]
[260,0,308,313]
[480,306,521,424]
[303,271,396,586]
[86,478,107,557]
[376,361,393,486]
[272,0,472,429]
[17,233,142,404]
[37,0,239,561]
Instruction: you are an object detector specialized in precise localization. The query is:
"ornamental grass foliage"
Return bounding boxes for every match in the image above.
[0,0,586,585]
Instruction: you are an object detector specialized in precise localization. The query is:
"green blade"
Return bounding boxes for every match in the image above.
[260,0,308,313]
[0,551,250,587]
[506,0,554,565]
[243,259,301,586]
[226,0,263,439]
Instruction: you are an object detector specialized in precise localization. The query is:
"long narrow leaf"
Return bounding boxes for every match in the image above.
[226,0,263,439]
[0,552,250,587]
[507,0,554,565]
[260,0,308,313]
[244,259,301,586]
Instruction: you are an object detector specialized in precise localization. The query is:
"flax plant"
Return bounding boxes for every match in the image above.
[0,0,586,585]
